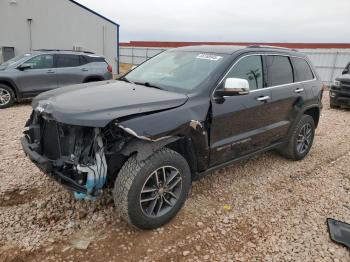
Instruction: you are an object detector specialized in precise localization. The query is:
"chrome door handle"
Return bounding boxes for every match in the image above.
[47,69,55,74]
[257,95,270,101]
[82,68,88,71]
[295,88,304,93]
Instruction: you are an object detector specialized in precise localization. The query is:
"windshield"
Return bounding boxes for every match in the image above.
[0,53,32,70]
[124,51,228,94]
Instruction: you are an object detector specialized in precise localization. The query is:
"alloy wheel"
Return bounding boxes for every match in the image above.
[0,88,11,106]
[140,166,182,217]
[296,123,312,154]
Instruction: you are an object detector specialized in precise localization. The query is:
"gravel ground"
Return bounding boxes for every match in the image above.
[1,93,350,262]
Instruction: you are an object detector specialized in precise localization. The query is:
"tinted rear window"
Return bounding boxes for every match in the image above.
[86,55,105,63]
[79,56,89,65]
[266,55,293,86]
[56,54,80,68]
[292,57,314,82]
[79,55,105,65]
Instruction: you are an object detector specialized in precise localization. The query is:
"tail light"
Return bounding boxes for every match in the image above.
[107,64,112,73]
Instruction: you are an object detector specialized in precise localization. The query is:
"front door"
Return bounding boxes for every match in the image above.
[210,54,276,166]
[16,54,57,94]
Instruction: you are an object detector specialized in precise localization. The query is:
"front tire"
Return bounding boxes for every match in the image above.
[0,84,15,109]
[113,148,191,229]
[279,114,315,161]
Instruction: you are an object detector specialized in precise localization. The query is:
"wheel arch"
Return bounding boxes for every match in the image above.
[118,136,201,181]
[303,106,320,128]
[83,75,104,83]
[0,78,20,100]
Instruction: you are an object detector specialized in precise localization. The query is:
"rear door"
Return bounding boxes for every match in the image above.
[291,56,317,101]
[210,54,276,166]
[16,54,57,94]
[266,55,310,139]
[55,54,85,87]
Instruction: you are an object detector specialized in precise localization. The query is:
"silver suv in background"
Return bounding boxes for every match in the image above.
[0,50,113,108]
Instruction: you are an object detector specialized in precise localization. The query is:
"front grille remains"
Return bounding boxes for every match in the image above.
[39,118,94,162]
[341,81,350,90]
[42,120,61,160]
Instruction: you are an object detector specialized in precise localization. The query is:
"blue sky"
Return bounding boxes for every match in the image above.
[77,0,350,43]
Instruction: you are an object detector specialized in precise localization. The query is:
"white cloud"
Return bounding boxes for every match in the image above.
[76,0,350,42]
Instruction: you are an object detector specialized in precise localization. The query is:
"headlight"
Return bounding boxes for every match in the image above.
[334,80,340,87]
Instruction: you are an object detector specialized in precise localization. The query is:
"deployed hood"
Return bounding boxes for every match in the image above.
[32,80,188,127]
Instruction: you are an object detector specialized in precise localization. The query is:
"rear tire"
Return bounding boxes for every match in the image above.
[113,148,191,229]
[0,84,15,109]
[279,114,315,161]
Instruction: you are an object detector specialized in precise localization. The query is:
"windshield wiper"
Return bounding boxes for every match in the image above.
[120,78,166,91]
[119,76,134,84]
[134,82,166,91]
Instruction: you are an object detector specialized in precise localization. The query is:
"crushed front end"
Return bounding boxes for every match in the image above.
[21,111,111,200]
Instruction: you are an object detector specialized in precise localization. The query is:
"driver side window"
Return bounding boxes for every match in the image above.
[25,55,54,69]
[223,55,263,90]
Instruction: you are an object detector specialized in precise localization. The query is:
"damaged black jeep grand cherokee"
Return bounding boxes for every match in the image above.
[22,45,323,229]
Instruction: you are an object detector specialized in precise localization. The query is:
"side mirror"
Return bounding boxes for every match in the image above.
[342,69,349,75]
[18,63,32,71]
[216,78,250,97]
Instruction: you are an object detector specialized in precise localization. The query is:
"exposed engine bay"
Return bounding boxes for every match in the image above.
[22,111,134,200]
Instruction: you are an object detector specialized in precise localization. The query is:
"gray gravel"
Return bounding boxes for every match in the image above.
[1,93,350,262]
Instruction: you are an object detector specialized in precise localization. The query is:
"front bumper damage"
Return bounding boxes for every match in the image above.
[21,112,108,200]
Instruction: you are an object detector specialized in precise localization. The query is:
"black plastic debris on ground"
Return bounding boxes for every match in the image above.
[327,218,350,249]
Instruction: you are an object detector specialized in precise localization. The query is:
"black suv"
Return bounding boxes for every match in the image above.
[0,50,113,109]
[21,45,323,229]
[330,62,350,108]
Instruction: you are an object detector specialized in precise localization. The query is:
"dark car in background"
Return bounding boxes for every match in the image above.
[21,45,323,229]
[0,50,113,109]
[330,62,350,108]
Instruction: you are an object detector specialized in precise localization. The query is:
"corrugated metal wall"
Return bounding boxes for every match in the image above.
[120,47,164,65]
[301,49,350,84]
[120,47,350,85]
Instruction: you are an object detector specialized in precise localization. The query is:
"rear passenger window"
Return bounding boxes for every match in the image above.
[85,55,105,63]
[225,55,263,90]
[266,56,293,86]
[56,54,80,68]
[292,57,314,82]
[79,56,89,65]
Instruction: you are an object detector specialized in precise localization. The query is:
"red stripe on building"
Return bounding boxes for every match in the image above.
[120,41,350,49]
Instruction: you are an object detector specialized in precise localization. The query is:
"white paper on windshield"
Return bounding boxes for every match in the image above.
[196,54,223,61]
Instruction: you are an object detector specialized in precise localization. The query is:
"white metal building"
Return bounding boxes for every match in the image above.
[0,0,120,73]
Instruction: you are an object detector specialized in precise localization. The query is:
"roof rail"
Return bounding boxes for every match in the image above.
[33,49,95,54]
[247,45,298,51]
